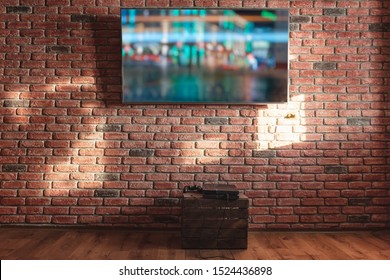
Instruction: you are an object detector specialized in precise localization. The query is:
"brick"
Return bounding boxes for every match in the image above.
[46,46,71,53]
[290,16,311,23]
[169,0,194,6]
[25,197,51,206]
[372,198,390,205]
[52,216,77,224]
[0,216,25,223]
[205,117,228,125]
[324,215,346,223]
[301,198,324,206]
[259,0,283,8]
[347,117,371,126]
[369,23,390,32]
[365,206,388,215]
[253,150,276,158]
[348,215,370,223]
[46,0,70,4]
[3,100,30,107]
[101,214,127,224]
[324,166,347,174]
[104,198,128,206]
[25,215,51,223]
[245,210,274,223]
[6,6,32,13]
[71,14,96,22]
[289,23,299,32]
[2,164,27,172]
[323,8,346,16]
[94,174,119,181]
[300,215,323,223]
[78,216,102,224]
[96,124,121,132]
[44,207,69,215]
[129,149,154,157]
[313,62,337,70]
[195,0,218,7]
[146,0,169,7]
[95,190,119,197]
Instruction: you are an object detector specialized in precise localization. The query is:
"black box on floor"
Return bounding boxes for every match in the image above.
[202,184,239,200]
[181,191,248,249]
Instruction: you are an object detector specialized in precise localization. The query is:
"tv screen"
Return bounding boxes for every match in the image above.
[121,9,289,104]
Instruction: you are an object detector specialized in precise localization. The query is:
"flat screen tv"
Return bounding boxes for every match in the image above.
[121,9,289,104]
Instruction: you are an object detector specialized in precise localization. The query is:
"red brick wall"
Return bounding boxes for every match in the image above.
[0,0,389,229]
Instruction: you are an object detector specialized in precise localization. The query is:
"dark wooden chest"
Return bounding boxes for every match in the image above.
[181,192,249,249]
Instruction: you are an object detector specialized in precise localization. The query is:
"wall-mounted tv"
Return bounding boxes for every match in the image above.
[121,9,289,104]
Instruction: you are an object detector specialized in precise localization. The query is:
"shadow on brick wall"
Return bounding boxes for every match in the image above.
[79,14,123,105]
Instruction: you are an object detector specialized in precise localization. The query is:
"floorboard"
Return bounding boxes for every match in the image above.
[0,227,389,260]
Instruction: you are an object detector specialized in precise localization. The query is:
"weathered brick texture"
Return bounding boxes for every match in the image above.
[0,0,389,229]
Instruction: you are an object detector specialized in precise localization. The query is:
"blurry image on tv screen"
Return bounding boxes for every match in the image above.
[121,9,289,103]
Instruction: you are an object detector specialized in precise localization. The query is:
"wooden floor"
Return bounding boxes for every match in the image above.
[0,227,389,260]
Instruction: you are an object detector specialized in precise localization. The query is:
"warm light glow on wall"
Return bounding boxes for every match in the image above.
[255,101,302,150]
